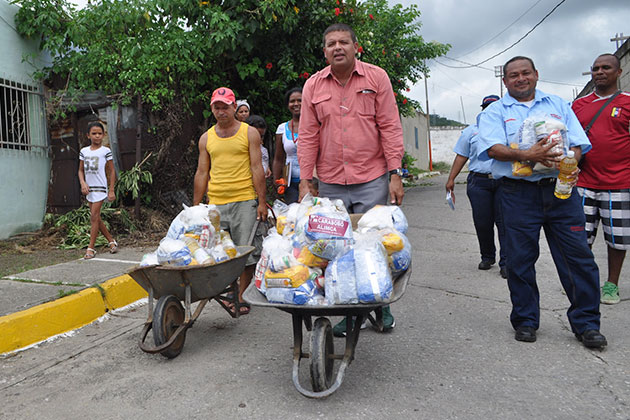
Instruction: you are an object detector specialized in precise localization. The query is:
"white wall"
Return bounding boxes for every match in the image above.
[429,126,466,165]
[401,111,429,170]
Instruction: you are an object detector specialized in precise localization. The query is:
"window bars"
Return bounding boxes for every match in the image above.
[0,78,47,151]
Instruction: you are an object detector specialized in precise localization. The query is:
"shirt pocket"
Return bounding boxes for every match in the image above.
[356,88,376,116]
[313,94,332,120]
[505,120,520,145]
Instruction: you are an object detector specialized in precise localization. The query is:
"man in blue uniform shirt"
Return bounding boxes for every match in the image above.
[477,56,606,349]
[446,94,507,278]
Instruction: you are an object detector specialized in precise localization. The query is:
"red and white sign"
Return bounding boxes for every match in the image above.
[307,214,349,237]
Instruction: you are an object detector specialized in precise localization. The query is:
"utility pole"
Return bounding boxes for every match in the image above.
[611,33,629,49]
[424,61,432,171]
[460,96,466,125]
[494,65,503,97]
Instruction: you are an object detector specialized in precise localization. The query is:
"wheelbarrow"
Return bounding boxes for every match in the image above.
[243,265,411,398]
[127,245,255,359]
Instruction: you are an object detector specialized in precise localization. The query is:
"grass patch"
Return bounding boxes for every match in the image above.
[431,161,451,172]
[57,289,79,299]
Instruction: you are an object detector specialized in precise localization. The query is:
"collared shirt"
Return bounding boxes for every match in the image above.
[298,60,404,185]
[453,115,492,174]
[477,89,591,181]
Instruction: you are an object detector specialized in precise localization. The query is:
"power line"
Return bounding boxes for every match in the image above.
[456,0,544,59]
[442,0,567,69]
[433,58,583,88]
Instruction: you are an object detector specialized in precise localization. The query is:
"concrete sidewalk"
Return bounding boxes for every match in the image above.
[0,247,153,354]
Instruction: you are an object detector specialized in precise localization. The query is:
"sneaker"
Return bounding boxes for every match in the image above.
[332,317,368,338]
[382,306,395,332]
[601,281,620,305]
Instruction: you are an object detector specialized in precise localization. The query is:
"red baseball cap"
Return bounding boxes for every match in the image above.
[211,87,236,105]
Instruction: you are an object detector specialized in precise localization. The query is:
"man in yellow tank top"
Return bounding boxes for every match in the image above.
[193,87,267,313]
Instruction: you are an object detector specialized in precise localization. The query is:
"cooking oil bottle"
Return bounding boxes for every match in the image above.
[554,150,577,199]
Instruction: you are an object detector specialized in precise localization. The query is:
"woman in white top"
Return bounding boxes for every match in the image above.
[273,87,302,204]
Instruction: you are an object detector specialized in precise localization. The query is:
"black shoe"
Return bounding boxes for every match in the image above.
[500,267,508,279]
[575,330,607,349]
[515,326,536,342]
[478,260,494,270]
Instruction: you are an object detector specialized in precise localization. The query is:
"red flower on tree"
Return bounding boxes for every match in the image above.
[266,62,273,69]
[396,53,401,58]
[301,72,310,79]
[334,7,341,16]
[382,49,386,55]
[403,99,408,104]
[336,0,339,4]
[394,92,398,97]
[358,46,364,53]
[350,8,353,13]
[369,14,374,20]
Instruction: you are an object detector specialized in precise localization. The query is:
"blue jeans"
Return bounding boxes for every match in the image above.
[499,178,601,334]
[466,173,506,268]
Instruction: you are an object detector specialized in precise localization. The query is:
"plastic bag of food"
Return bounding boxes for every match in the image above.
[166,204,219,242]
[307,238,353,261]
[357,205,408,234]
[325,249,358,305]
[208,244,229,263]
[139,251,159,267]
[182,237,214,265]
[254,230,290,293]
[265,264,311,288]
[295,246,329,268]
[513,115,568,175]
[265,278,326,305]
[389,233,412,275]
[379,229,404,255]
[157,238,192,266]
[353,235,393,303]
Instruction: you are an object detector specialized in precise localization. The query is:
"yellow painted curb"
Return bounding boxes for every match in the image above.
[0,274,148,354]
[0,288,106,354]
[101,274,148,311]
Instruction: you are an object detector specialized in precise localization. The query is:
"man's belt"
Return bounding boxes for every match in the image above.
[501,177,556,186]
[470,171,493,179]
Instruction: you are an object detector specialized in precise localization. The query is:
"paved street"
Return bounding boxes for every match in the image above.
[1,174,629,420]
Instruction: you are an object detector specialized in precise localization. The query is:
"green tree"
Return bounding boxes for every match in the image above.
[14,0,449,198]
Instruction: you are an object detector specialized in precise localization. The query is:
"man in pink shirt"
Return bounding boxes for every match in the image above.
[298,23,405,336]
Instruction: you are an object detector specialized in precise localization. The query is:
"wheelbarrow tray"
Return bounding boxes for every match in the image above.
[128,245,255,302]
[243,265,411,316]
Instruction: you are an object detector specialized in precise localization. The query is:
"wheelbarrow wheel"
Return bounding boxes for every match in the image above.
[153,295,186,359]
[310,317,334,392]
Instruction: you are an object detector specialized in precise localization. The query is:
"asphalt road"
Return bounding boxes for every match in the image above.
[1,174,628,420]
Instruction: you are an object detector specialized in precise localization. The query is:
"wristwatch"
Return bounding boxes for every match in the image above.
[389,168,403,178]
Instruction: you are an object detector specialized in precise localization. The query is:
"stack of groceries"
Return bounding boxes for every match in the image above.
[510,114,568,177]
[254,194,411,306]
[139,204,240,267]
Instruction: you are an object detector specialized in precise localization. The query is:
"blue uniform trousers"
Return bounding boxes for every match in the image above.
[466,172,506,268]
[499,178,601,334]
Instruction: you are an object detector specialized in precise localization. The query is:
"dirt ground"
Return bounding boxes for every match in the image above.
[0,209,169,278]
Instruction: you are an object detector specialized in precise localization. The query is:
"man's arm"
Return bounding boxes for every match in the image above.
[374,70,405,204]
[487,137,563,165]
[297,79,321,201]
[193,132,210,205]
[248,126,267,221]
[445,154,469,204]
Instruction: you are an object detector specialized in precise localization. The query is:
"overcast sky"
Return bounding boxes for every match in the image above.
[390,0,630,124]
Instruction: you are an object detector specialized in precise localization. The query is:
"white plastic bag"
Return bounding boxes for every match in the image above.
[157,238,192,266]
[354,234,393,303]
[357,205,408,234]
[324,249,358,304]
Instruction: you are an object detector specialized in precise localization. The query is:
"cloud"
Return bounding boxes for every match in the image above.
[392,0,630,122]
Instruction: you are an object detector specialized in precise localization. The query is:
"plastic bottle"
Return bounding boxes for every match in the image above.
[207,207,221,233]
[554,150,577,199]
[220,230,238,258]
[182,237,213,264]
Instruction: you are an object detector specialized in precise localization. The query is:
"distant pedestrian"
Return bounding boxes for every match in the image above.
[445,94,507,278]
[273,87,303,204]
[235,99,250,122]
[573,53,630,305]
[246,114,273,178]
[477,56,606,349]
[78,121,118,259]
